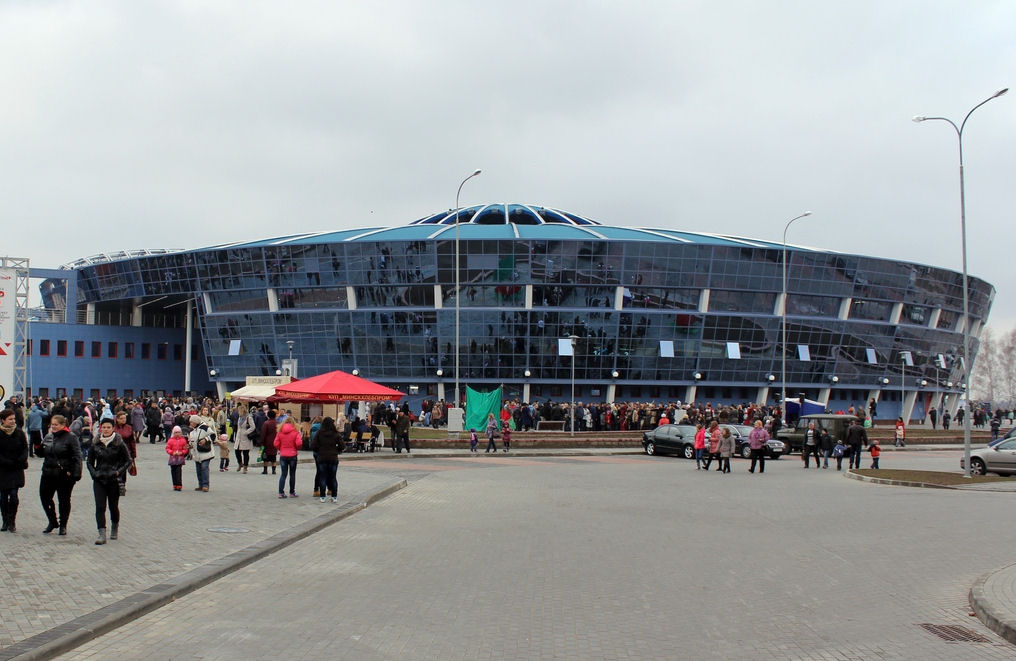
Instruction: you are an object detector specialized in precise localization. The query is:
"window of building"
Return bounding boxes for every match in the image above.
[106,389,117,400]
[173,344,183,361]
[57,340,67,357]
[74,341,85,357]
[157,344,168,360]
[90,389,100,400]
[56,388,66,398]
[91,342,101,358]
[72,388,83,399]
[27,339,32,356]
[125,343,135,359]
[39,339,50,356]
[38,388,49,398]
[141,343,151,359]
[123,389,134,399]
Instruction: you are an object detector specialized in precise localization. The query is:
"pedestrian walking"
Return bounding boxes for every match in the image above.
[113,412,136,495]
[259,410,279,474]
[703,421,721,471]
[747,419,768,474]
[469,428,479,453]
[802,422,821,468]
[870,440,882,469]
[485,413,498,453]
[832,440,847,471]
[216,433,231,472]
[0,409,29,533]
[310,416,342,502]
[187,415,216,492]
[845,418,868,470]
[39,414,82,535]
[87,419,132,545]
[274,419,303,498]
[234,404,255,473]
[165,426,188,491]
[393,410,411,453]
[717,427,733,474]
[894,417,907,448]
[694,423,707,469]
[819,427,834,469]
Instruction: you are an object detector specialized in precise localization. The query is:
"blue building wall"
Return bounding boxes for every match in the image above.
[27,323,212,399]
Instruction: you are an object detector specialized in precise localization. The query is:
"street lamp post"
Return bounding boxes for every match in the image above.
[569,334,579,437]
[453,169,482,415]
[781,212,812,421]
[900,354,906,421]
[914,87,1008,477]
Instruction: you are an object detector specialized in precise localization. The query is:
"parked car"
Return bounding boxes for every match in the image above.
[642,424,698,459]
[720,424,786,459]
[776,414,859,454]
[987,426,1016,448]
[961,438,1016,476]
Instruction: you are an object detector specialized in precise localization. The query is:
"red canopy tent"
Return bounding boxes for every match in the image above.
[269,370,404,403]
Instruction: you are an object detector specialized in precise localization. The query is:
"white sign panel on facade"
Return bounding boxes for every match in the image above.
[0,268,15,402]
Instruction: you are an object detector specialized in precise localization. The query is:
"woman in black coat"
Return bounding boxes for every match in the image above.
[87,419,132,545]
[39,414,83,536]
[0,409,29,533]
[310,417,343,502]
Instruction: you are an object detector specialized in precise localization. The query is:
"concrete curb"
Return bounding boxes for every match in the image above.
[970,563,1016,646]
[844,470,1016,492]
[844,471,954,489]
[0,478,408,661]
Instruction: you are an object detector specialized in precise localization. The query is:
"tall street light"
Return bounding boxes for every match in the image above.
[781,211,812,422]
[454,169,482,417]
[914,87,1008,477]
[569,334,579,437]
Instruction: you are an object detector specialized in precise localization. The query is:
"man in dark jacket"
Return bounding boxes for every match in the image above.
[39,414,83,535]
[393,411,411,453]
[844,419,868,470]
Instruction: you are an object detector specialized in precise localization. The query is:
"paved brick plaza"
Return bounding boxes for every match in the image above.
[3,449,1016,660]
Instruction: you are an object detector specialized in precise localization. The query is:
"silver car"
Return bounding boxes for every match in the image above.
[961,438,1016,476]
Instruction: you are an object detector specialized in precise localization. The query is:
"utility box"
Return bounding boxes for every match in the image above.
[447,407,464,432]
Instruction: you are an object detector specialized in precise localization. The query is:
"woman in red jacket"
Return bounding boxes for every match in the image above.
[274,420,303,498]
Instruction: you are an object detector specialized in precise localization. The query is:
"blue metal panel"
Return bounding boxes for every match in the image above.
[27,323,211,397]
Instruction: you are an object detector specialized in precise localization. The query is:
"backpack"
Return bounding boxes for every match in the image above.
[832,444,845,458]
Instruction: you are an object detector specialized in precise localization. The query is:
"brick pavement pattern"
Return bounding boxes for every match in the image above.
[47,451,1016,660]
[0,448,397,652]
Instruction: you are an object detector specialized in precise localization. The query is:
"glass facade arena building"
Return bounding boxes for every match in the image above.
[31,203,992,421]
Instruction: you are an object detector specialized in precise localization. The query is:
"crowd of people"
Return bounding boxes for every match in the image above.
[3,389,1010,541]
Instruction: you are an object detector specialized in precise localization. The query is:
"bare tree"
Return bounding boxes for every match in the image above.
[970,327,1000,402]
[1000,328,1016,405]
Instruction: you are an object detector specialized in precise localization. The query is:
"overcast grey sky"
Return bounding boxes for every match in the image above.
[3,1,1013,327]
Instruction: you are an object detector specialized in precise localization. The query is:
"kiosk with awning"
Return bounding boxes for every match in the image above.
[228,375,293,402]
[270,370,403,403]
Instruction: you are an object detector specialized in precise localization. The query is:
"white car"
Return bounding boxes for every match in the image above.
[961,438,1016,476]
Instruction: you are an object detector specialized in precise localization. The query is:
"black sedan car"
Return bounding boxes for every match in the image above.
[641,424,698,459]
[720,424,786,459]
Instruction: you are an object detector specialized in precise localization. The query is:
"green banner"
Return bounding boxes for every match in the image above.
[465,386,502,432]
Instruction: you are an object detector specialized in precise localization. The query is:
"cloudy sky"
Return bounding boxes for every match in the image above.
[3,1,1013,327]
